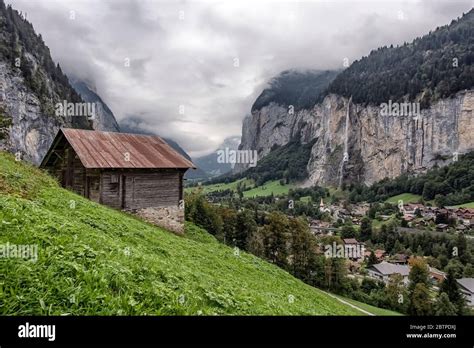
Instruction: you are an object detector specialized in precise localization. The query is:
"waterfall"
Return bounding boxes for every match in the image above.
[338,96,351,187]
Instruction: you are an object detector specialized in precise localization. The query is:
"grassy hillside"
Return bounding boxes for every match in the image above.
[0,152,362,315]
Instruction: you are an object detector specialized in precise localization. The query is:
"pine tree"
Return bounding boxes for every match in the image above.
[439,268,466,315]
[367,251,378,266]
[359,217,372,241]
[324,257,348,294]
[235,209,257,250]
[434,292,458,316]
[408,283,432,316]
[261,212,289,268]
[289,217,316,281]
[408,258,430,293]
[385,273,408,313]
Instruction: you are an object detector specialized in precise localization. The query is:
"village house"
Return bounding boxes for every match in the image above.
[342,238,365,261]
[367,261,410,285]
[374,249,386,261]
[450,207,474,227]
[456,278,474,307]
[436,223,449,231]
[364,249,386,262]
[351,202,370,217]
[40,128,195,234]
[309,219,337,235]
[428,267,446,284]
[390,253,409,264]
[401,203,420,220]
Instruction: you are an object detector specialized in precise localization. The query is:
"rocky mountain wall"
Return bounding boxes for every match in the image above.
[236,90,474,186]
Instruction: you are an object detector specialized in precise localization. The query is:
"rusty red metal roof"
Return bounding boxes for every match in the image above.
[59,128,195,169]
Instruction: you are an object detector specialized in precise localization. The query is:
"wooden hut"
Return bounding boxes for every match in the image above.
[40,128,195,233]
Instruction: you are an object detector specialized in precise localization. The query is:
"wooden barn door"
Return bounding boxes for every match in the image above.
[121,175,136,210]
[87,176,101,203]
[64,148,74,189]
[121,175,126,209]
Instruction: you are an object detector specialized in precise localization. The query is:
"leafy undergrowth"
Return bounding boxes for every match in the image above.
[0,152,362,315]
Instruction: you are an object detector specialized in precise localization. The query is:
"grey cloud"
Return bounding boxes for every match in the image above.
[10,0,473,157]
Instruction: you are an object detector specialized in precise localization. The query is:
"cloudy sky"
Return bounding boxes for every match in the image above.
[9,0,473,157]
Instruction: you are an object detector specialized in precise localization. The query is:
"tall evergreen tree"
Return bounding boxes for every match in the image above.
[367,251,378,267]
[434,292,458,316]
[359,217,372,241]
[439,268,466,315]
[408,258,430,293]
[408,283,432,316]
[261,212,289,268]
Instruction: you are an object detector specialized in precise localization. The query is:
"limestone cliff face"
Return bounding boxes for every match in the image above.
[0,61,123,165]
[0,2,119,165]
[0,61,62,164]
[236,90,474,186]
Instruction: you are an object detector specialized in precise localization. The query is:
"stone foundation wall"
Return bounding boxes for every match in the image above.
[132,206,185,235]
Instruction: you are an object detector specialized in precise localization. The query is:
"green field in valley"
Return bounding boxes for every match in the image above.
[186,178,296,198]
[453,201,474,208]
[243,180,296,198]
[185,178,253,195]
[0,152,366,315]
[385,193,422,204]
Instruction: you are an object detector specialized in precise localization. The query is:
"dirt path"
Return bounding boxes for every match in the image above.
[324,292,376,316]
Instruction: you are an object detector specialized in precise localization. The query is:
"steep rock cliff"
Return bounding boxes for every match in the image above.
[236,90,474,186]
[0,2,118,165]
[236,10,474,187]
[0,61,63,164]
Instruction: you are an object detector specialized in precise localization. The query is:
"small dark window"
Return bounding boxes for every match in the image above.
[110,174,119,184]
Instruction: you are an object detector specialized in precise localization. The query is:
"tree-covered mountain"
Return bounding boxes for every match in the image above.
[214,139,315,186]
[236,9,474,188]
[0,0,91,163]
[0,0,87,124]
[348,151,474,206]
[251,69,338,112]
[326,9,474,108]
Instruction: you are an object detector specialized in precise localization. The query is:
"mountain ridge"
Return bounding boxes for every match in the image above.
[235,9,474,187]
[0,0,91,164]
[187,136,241,180]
